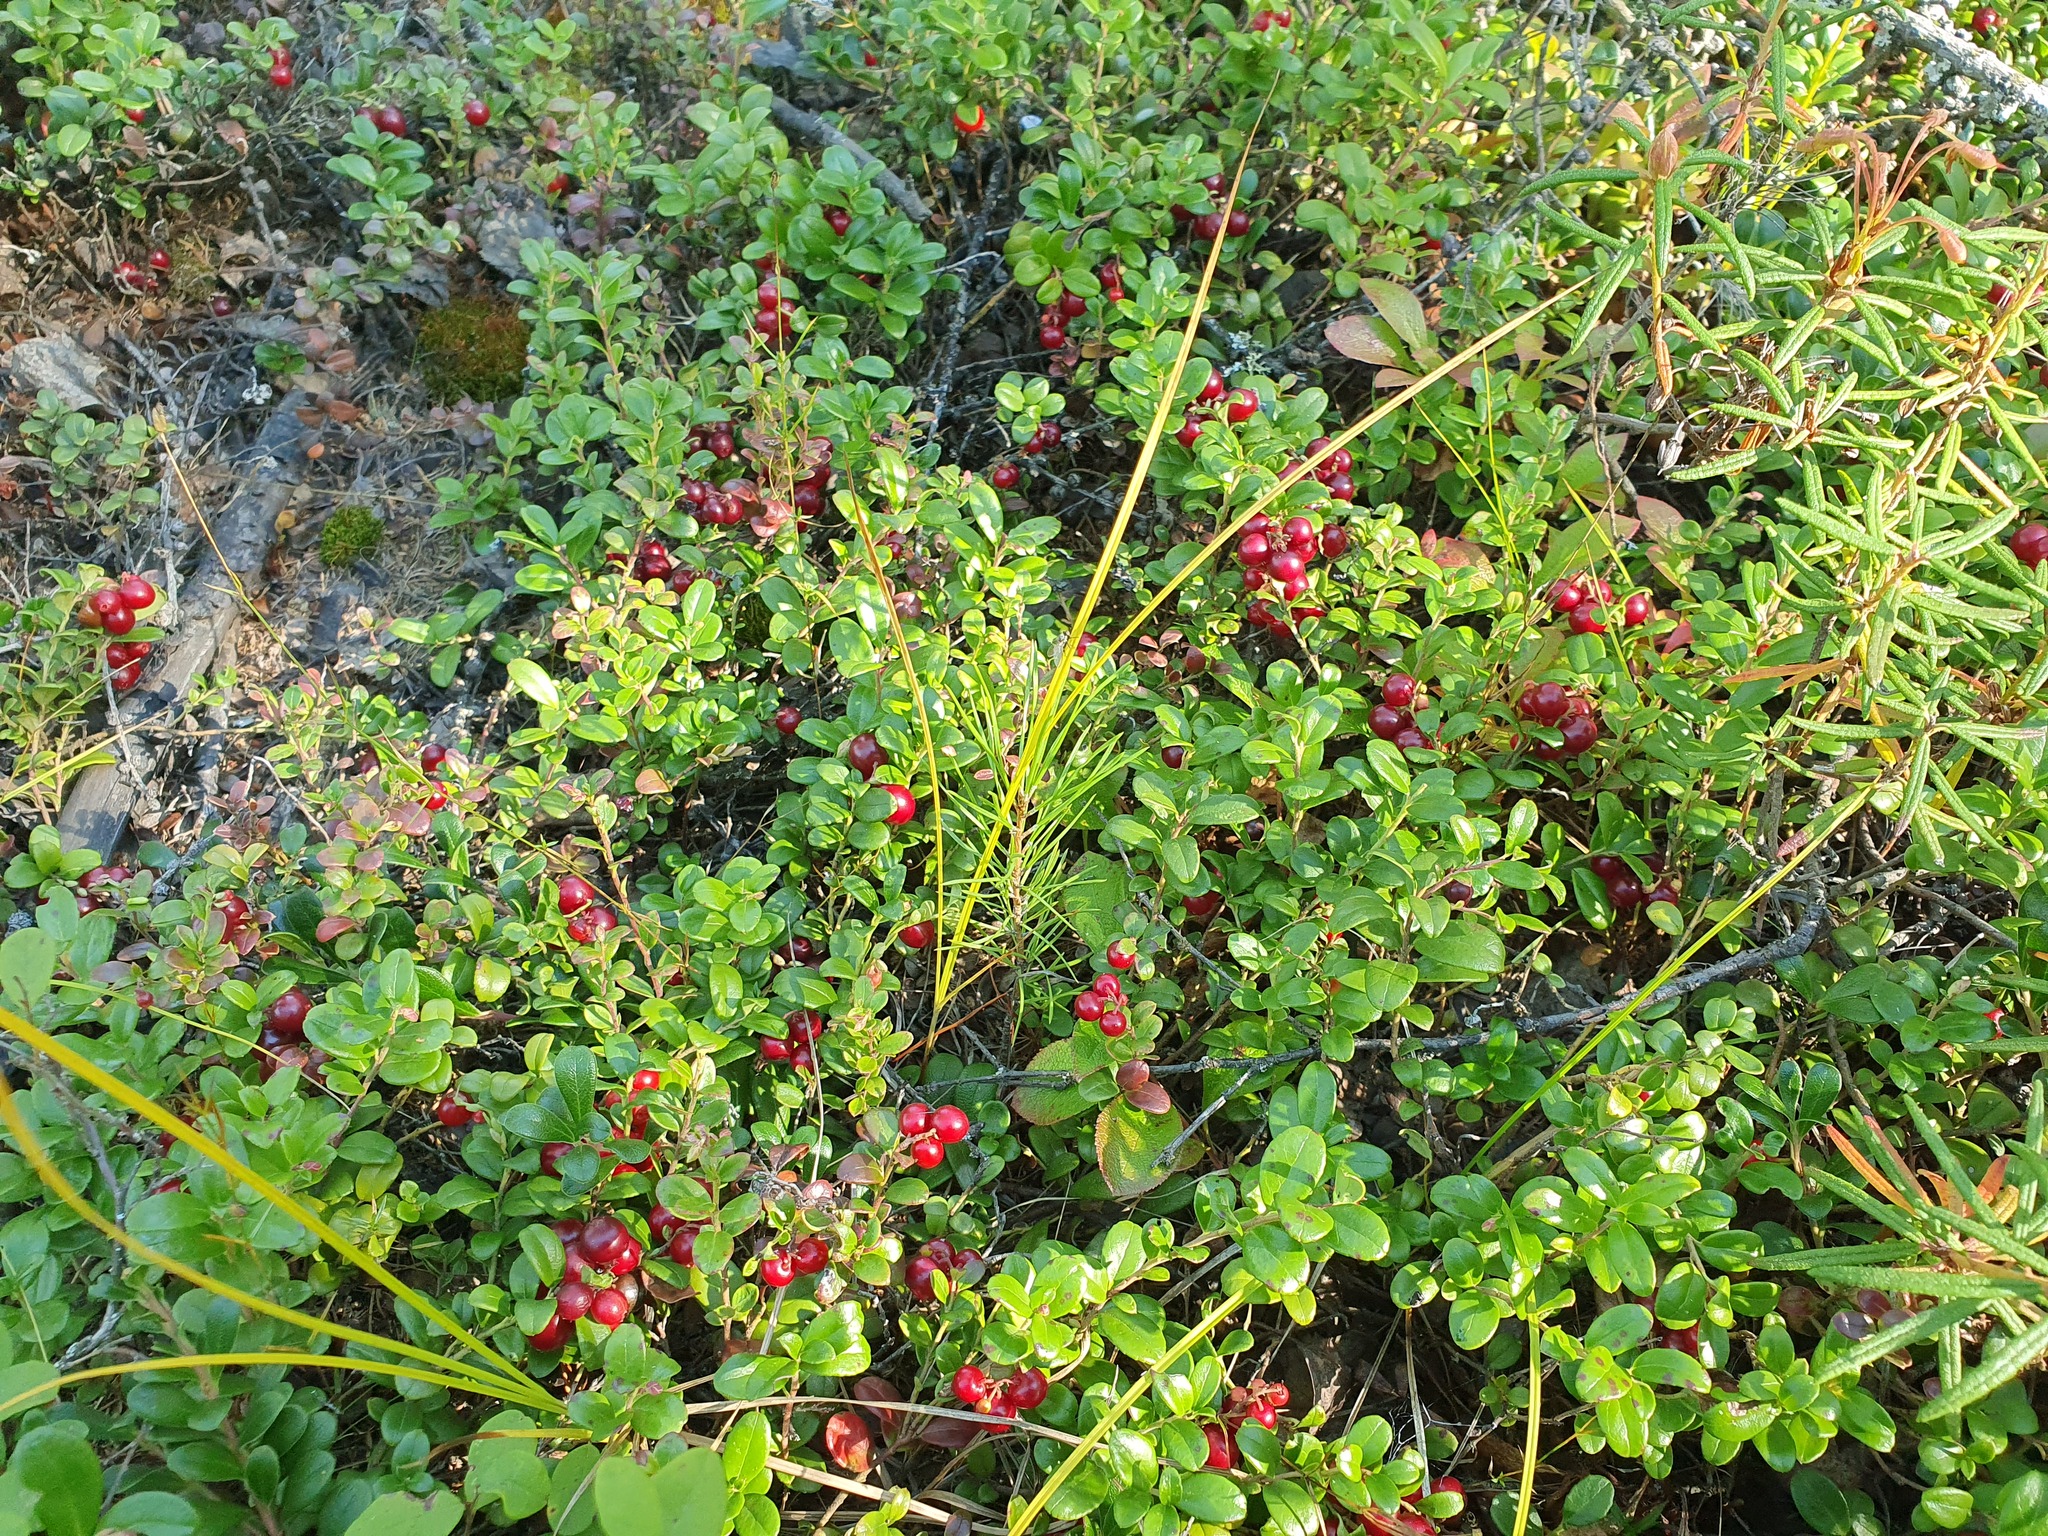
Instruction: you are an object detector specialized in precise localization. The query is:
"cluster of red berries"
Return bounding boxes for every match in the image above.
[1176,365,1268,451]
[1236,505,1350,631]
[906,1235,981,1300]
[1014,419,1064,459]
[112,248,172,294]
[1247,7,1292,27]
[416,741,459,812]
[557,874,619,944]
[1171,174,1254,243]
[951,1362,1048,1425]
[751,277,800,345]
[76,573,160,690]
[1588,852,1679,912]
[1227,1378,1288,1428]
[1513,681,1602,760]
[900,1100,972,1170]
[1036,284,1090,352]
[267,47,294,90]
[1071,940,1137,1036]
[759,1007,829,1073]
[75,861,134,914]
[1366,672,1432,753]
[362,104,409,137]
[790,460,835,518]
[628,538,720,597]
[1548,573,1651,633]
[687,420,740,462]
[757,1230,835,1289]
[257,980,326,1083]
[526,1212,646,1349]
[2011,521,2048,569]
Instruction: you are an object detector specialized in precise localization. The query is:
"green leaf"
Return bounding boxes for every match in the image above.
[1013,1040,1090,1125]
[1095,1098,1186,1198]
[1790,1470,1852,1535]
[505,657,560,709]
[1179,1471,1248,1523]
[342,1493,462,1536]
[1240,1223,1311,1294]
[1263,1480,1320,1536]
[1413,919,1505,984]
[1562,1474,1615,1528]
[1359,278,1428,353]
[466,1411,550,1519]
[10,1427,100,1536]
[1258,1126,1328,1207]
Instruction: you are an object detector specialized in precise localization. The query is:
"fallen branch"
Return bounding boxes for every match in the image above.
[761,91,934,222]
[56,395,310,858]
[1879,5,2048,129]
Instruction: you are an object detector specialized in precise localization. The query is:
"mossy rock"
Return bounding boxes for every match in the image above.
[416,297,529,406]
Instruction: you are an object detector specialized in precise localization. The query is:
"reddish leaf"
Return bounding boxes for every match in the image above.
[1125,1080,1172,1115]
[1324,315,1399,365]
[851,1376,901,1437]
[315,916,359,942]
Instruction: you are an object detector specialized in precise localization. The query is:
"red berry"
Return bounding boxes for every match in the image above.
[554,1280,595,1320]
[1623,592,1652,626]
[435,1093,473,1127]
[1990,281,2015,308]
[126,106,146,123]
[1368,704,1409,740]
[369,105,408,137]
[579,1215,631,1266]
[933,1105,971,1143]
[793,1235,831,1274]
[1204,1423,1236,1469]
[1225,387,1259,424]
[266,987,312,1039]
[1184,889,1222,918]
[590,1287,631,1327]
[1093,973,1123,998]
[826,208,851,237]
[911,1136,946,1169]
[631,1068,660,1092]
[268,62,294,90]
[1162,744,1187,769]
[1106,939,1137,970]
[526,1316,567,1351]
[773,704,803,735]
[1250,1400,1278,1429]
[1974,5,2002,32]
[118,574,157,610]
[146,248,170,274]
[1226,208,1251,237]
[1549,579,1585,613]
[667,1227,698,1266]
[546,171,570,196]
[1559,714,1600,755]
[882,783,918,825]
[847,732,887,778]
[1383,673,1418,708]
[991,462,1021,489]
[1606,872,1645,909]
[906,1254,943,1300]
[539,1143,569,1175]
[1569,607,1606,635]
[211,294,235,317]
[1073,991,1105,1022]
[900,919,935,948]
[1099,1011,1128,1037]
[954,1365,990,1404]
[1325,472,1355,502]
[1009,1367,1049,1409]
[1039,323,1067,351]
[900,1102,933,1137]
[1176,417,1203,449]
[953,104,987,134]
[2012,522,2048,568]
[557,875,597,914]
[760,1036,792,1063]
[464,99,490,127]
[1193,212,1224,241]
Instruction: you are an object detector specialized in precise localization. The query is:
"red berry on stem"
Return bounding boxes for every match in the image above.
[882,783,918,825]
[793,1235,830,1274]
[1072,991,1105,1022]
[1162,744,1187,769]
[1106,939,1136,970]
[773,703,803,735]
[933,1105,971,1143]
[557,875,597,914]
[847,732,887,778]
[900,920,935,948]
[900,1102,933,1137]
[953,104,986,134]
[269,62,295,90]
[1623,592,1652,626]
[911,1136,946,1169]
[1204,1423,1236,1469]
[761,1251,795,1288]
[266,987,312,1039]
[1384,673,1417,708]
[1099,1011,1128,1037]
[2012,522,2048,568]
[991,462,1020,489]
[906,1255,943,1300]
[118,573,157,609]
[464,99,490,127]
[590,1287,631,1327]
[954,1365,990,1403]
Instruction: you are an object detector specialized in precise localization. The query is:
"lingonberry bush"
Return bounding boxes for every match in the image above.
[8,0,2048,1532]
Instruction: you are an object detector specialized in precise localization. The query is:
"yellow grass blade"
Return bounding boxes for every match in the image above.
[0,1352,530,1423]
[0,1004,547,1397]
[935,135,1261,1011]
[0,1067,556,1406]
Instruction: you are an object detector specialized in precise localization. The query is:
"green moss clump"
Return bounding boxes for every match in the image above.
[416,297,530,405]
[320,505,385,568]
